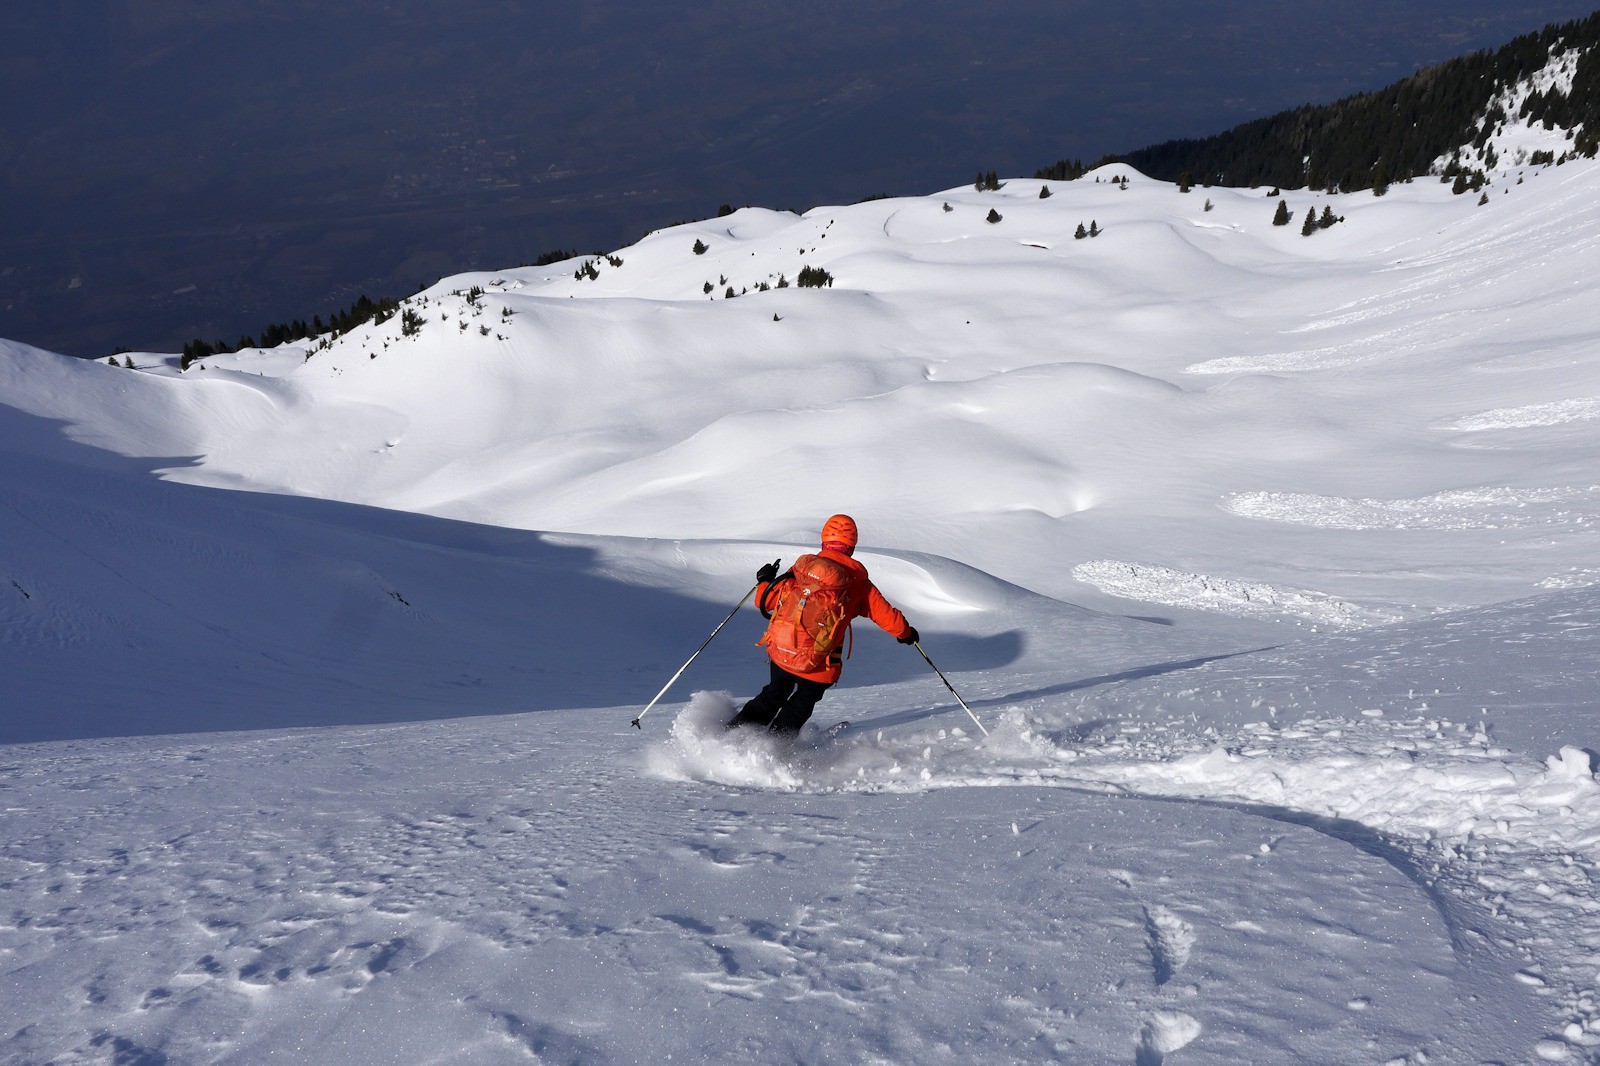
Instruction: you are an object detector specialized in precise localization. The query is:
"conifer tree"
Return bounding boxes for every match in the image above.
[1301,209,1318,236]
[986,208,1003,224]
[1272,200,1292,226]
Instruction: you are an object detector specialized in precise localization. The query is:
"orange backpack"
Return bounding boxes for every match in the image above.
[759,554,854,674]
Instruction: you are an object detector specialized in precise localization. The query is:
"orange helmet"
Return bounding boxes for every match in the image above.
[821,514,858,555]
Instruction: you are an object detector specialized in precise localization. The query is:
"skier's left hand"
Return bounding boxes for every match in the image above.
[898,625,920,645]
[756,558,781,584]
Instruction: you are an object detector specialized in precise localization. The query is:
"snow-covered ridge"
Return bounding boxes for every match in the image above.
[13,154,1600,629]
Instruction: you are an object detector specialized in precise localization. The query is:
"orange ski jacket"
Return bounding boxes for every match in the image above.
[756,547,911,684]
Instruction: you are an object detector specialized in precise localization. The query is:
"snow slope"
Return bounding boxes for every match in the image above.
[4,152,1600,1063]
[12,158,1600,624]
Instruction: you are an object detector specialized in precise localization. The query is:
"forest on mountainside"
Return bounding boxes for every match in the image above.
[1085,11,1600,193]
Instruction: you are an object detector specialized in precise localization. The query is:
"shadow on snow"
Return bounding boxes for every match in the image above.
[1,408,1026,744]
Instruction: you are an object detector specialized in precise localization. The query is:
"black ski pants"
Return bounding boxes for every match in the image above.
[730,660,832,735]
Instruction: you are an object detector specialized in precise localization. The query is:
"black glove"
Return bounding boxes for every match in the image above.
[756,558,781,584]
[897,625,920,646]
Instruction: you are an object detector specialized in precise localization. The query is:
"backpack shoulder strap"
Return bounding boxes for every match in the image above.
[758,564,798,619]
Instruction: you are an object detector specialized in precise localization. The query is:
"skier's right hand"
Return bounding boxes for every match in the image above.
[756,558,781,584]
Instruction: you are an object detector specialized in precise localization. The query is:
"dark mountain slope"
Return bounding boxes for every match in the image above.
[1101,11,1600,192]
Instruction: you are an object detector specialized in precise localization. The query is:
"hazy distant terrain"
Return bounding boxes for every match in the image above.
[3,0,1596,357]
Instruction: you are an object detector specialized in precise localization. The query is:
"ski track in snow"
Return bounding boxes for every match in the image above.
[650,691,1600,1062]
[1541,568,1600,591]
[1,700,1533,1066]
[1450,398,1600,432]
[1070,559,1406,629]
[1226,486,1600,532]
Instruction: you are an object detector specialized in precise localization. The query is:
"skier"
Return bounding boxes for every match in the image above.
[729,514,918,735]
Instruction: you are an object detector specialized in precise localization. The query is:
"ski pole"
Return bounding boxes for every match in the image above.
[912,641,990,737]
[631,584,759,729]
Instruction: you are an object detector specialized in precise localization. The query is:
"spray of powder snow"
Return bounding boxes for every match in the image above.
[645,690,808,789]
[647,692,1041,792]
[643,688,1030,787]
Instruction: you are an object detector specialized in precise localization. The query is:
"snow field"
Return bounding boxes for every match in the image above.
[651,672,1600,1058]
[4,128,1600,1060]
[643,575,1600,1060]
[1,706,1530,1064]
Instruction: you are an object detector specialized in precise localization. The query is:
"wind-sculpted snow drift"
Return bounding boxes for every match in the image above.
[3,143,1600,1061]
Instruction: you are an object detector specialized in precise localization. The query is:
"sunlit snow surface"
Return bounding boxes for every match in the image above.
[4,144,1600,1062]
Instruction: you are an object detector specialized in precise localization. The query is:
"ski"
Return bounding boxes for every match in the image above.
[817,720,851,743]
